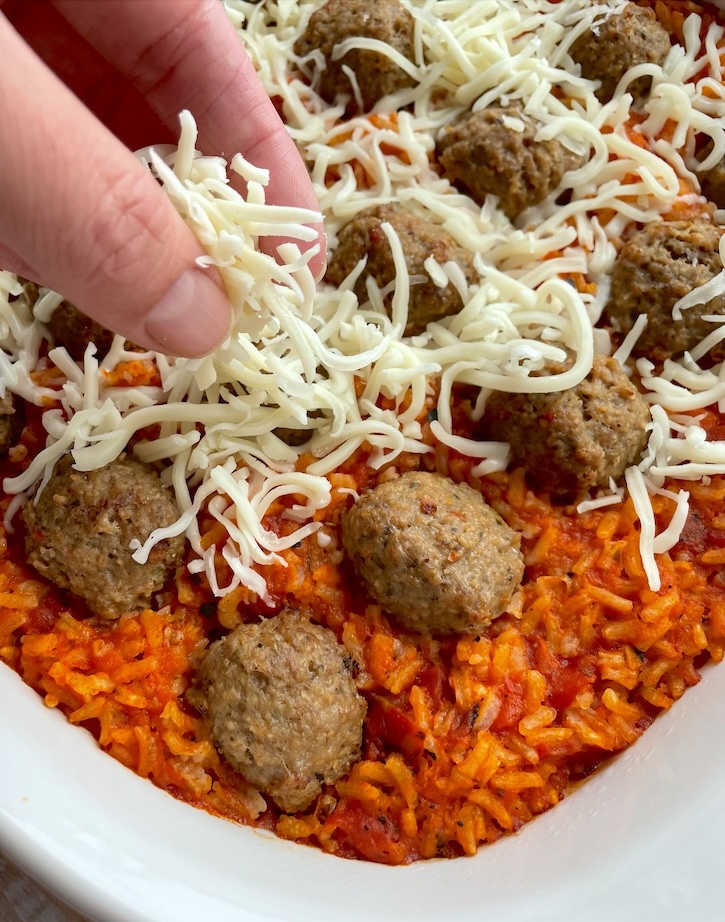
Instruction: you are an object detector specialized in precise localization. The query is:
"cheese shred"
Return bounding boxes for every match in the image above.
[2,0,725,596]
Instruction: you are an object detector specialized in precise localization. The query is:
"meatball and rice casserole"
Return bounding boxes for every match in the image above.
[1,0,725,864]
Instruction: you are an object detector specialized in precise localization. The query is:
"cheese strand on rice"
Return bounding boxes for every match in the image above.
[2,1,725,596]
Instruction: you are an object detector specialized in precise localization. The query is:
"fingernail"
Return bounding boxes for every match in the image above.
[144,269,232,357]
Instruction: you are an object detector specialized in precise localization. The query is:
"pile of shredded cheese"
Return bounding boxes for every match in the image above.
[2,0,725,597]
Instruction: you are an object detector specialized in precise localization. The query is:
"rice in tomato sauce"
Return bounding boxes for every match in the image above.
[2,0,725,865]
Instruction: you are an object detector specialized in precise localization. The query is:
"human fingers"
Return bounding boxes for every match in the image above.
[0,244,43,285]
[1,0,175,151]
[0,15,232,357]
[52,0,327,278]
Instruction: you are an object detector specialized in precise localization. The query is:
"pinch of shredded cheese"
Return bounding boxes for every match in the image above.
[3,0,725,596]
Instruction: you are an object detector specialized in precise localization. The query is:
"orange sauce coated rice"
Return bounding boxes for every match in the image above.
[2,0,725,867]
[2,396,725,864]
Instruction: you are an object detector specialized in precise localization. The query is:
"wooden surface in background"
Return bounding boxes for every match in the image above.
[0,851,92,922]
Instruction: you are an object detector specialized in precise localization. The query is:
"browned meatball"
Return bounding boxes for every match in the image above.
[273,426,313,447]
[0,393,23,458]
[294,0,415,115]
[274,409,326,446]
[11,278,39,306]
[23,456,185,618]
[18,286,137,360]
[570,3,670,103]
[482,355,650,496]
[196,611,366,813]
[326,203,476,336]
[604,220,725,362]
[697,142,725,209]
[437,105,584,221]
[46,301,118,361]
[342,472,524,635]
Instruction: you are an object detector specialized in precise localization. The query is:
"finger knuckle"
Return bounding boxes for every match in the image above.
[84,167,169,289]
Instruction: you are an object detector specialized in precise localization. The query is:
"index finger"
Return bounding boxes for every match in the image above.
[53,0,326,277]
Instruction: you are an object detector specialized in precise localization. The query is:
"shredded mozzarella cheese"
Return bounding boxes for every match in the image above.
[2,0,725,596]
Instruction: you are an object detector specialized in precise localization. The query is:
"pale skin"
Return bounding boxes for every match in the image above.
[0,0,326,357]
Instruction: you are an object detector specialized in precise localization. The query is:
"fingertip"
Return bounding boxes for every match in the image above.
[142,268,233,357]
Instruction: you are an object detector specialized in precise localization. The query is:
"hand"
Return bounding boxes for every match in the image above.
[0,0,326,357]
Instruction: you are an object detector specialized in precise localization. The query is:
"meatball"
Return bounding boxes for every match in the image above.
[294,0,415,115]
[23,456,185,618]
[273,426,313,447]
[274,408,326,447]
[47,301,119,361]
[0,392,23,458]
[326,203,477,335]
[11,277,39,306]
[696,142,725,209]
[570,3,670,103]
[437,105,584,221]
[604,220,725,363]
[482,355,650,496]
[196,611,366,813]
[342,472,524,635]
[7,283,105,359]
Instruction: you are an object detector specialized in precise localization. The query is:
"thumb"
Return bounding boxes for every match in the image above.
[0,15,231,358]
